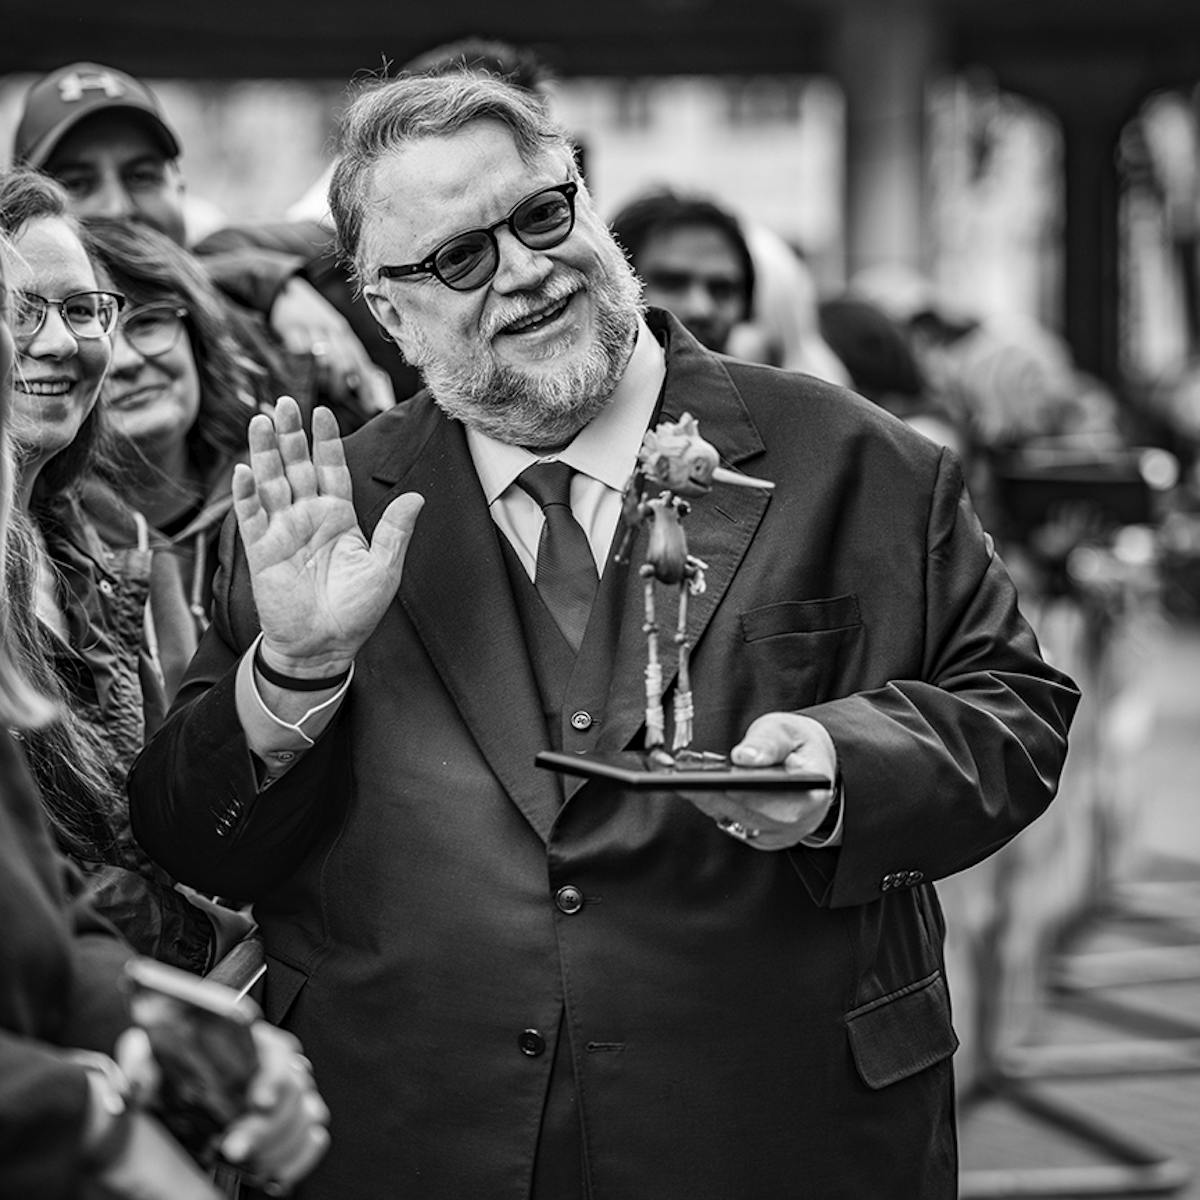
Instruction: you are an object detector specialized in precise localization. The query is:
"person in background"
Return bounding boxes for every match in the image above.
[727,222,852,383]
[0,167,242,973]
[0,222,329,1200]
[11,60,391,430]
[818,291,966,455]
[608,187,755,353]
[86,217,268,637]
[130,70,1078,1199]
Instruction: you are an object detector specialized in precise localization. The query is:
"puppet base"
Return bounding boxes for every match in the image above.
[536,749,829,792]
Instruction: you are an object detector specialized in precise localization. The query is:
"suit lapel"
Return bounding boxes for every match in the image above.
[594,314,774,763]
[360,412,563,841]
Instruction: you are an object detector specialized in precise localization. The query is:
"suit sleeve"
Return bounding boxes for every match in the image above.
[128,515,348,901]
[793,448,1080,908]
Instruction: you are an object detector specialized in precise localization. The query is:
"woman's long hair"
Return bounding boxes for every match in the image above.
[2,500,125,858]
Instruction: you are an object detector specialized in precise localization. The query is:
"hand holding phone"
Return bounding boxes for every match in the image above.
[121,956,330,1193]
[123,956,261,1164]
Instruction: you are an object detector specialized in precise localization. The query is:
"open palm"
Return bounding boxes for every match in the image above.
[232,398,423,672]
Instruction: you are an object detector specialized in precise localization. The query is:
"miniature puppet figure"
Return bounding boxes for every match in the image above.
[615,413,774,766]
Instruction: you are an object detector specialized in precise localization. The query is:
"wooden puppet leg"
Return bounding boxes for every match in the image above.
[672,584,694,752]
[642,571,666,753]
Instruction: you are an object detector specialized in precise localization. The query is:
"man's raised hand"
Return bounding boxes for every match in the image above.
[231,397,423,675]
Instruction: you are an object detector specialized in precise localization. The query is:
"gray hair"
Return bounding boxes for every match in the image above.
[329,69,575,289]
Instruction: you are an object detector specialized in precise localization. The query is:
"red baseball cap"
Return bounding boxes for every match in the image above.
[13,62,182,169]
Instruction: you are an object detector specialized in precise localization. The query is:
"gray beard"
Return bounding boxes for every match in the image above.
[400,247,644,450]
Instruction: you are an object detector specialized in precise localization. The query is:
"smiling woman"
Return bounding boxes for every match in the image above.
[85,217,266,634]
[0,168,247,976]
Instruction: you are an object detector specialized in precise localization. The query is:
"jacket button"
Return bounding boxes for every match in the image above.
[518,1029,546,1057]
[570,710,593,731]
[906,870,925,886]
[555,885,584,915]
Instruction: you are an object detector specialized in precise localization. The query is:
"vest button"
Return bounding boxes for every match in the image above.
[570,710,593,731]
[518,1029,546,1057]
[555,885,584,915]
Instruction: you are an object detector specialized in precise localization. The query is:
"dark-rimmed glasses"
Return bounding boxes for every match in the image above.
[378,181,578,292]
[13,290,124,344]
[118,302,189,358]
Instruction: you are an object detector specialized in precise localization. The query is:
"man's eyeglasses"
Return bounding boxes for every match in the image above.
[378,181,578,292]
[13,291,124,343]
[118,303,189,358]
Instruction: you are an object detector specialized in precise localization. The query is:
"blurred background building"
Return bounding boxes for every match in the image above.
[7,0,1200,408]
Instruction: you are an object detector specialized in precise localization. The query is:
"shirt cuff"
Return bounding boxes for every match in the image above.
[235,633,352,777]
[797,775,844,848]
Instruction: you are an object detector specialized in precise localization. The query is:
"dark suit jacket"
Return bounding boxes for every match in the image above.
[130,311,1079,1200]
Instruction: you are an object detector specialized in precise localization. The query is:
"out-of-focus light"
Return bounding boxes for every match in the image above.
[1139,447,1180,492]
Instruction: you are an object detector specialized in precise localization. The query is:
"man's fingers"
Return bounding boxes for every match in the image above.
[232,463,269,546]
[730,712,836,784]
[273,397,320,498]
[246,411,292,516]
[310,406,353,502]
[370,493,425,576]
[729,716,802,768]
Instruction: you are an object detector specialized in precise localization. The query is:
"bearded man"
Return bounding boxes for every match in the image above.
[130,70,1078,1200]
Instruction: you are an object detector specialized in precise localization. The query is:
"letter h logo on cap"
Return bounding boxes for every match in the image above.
[57,68,128,104]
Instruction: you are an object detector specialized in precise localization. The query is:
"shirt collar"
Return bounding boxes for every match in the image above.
[467,314,666,503]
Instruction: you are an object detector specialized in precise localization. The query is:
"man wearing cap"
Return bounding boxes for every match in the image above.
[13,61,391,425]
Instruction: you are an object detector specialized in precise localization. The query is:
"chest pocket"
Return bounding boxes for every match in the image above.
[739,594,863,709]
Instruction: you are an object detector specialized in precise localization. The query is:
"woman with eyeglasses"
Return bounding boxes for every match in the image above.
[0,222,331,1200]
[85,217,271,641]
[0,168,247,974]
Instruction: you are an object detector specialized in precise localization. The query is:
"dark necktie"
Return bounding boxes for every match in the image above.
[516,461,598,652]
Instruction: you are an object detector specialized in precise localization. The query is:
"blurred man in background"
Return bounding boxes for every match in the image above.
[609,188,754,353]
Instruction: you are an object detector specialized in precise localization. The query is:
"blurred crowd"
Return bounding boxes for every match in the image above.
[0,34,1188,1200]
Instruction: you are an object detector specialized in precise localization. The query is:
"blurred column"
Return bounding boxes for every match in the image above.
[1060,101,1126,386]
[830,0,945,281]
[989,56,1147,387]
